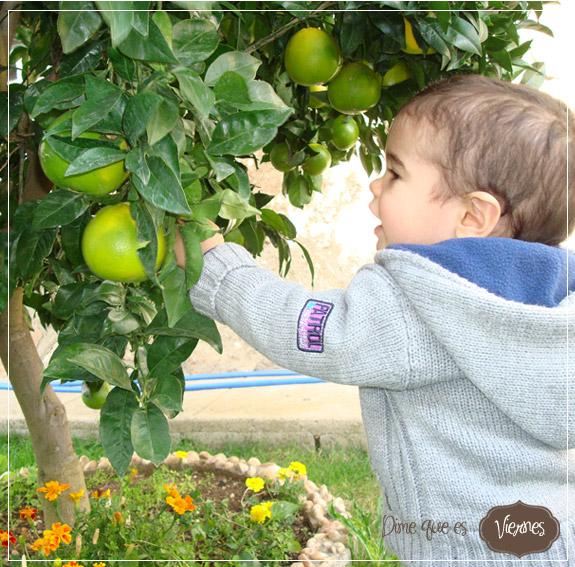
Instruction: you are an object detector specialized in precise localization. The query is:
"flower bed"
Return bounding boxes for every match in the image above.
[2,450,353,566]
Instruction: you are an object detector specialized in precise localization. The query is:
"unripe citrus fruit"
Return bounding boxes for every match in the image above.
[327,62,382,115]
[270,142,294,173]
[309,84,328,109]
[284,27,341,86]
[330,115,359,150]
[81,202,166,283]
[39,112,129,197]
[302,143,331,176]
[401,18,436,55]
[382,61,412,87]
[81,381,111,410]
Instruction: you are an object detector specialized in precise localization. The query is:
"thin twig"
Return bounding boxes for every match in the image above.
[245,1,337,54]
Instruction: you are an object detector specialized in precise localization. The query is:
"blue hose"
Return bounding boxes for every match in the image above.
[0,370,325,393]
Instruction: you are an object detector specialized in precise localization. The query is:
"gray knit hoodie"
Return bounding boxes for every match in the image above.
[188,236,574,566]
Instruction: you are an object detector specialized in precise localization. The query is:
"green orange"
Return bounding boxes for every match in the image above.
[81,202,166,283]
[39,112,129,197]
[382,61,412,87]
[284,27,341,86]
[81,381,111,410]
[270,142,294,173]
[327,62,382,115]
[302,143,331,176]
[330,115,360,150]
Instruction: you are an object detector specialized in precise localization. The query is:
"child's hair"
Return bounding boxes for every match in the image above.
[392,73,574,246]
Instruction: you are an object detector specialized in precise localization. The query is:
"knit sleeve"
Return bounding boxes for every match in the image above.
[188,242,412,389]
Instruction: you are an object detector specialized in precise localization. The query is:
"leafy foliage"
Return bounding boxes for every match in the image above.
[1,1,551,475]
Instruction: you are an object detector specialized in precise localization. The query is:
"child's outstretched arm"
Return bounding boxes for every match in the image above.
[182,237,413,390]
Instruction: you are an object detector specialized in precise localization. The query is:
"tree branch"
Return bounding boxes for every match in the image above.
[245,1,338,55]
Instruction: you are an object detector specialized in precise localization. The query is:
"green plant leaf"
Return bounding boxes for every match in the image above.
[159,266,189,327]
[14,229,57,281]
[147,335,197,378]
[118,19,178,64]
[150,374,184,414]
[175,69,215,118]
[96,1,135,47]
[30,76,86,118]
[132,155,191,215]
[131,404,171,464]
[219,189,260,221]
[57,2,102,54]
[172,18,219,65]
[131,200,160,285]
[204,51,261,86]
[208,109,292,156]
[146,98,179,145]
[100,386,139,476]
[65,147,126,176]
[444,15,482,56]
[32,189,90,229]
[179,222,204,289]
[123,91,162,145]
[59,39,105,77]
[66,342,132,390]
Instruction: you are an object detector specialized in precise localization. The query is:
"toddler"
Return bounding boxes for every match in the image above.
[174,73,574,566]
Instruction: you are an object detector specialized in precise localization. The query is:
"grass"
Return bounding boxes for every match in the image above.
[0,434,381,517]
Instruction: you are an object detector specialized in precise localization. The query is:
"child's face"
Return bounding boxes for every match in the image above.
[368,118,464,251]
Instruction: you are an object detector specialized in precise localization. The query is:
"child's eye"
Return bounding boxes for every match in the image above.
[387,168,399,181]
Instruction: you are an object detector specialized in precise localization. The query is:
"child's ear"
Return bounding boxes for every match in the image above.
[455,191,502,238]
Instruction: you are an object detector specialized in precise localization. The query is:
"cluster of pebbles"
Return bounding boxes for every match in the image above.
[76,450,353,566]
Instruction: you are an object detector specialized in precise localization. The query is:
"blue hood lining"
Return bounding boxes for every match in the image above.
[386,237,575,308]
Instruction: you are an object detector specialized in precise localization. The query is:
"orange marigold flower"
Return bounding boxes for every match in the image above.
[62,562,84,567]
[19,506,38,520]
[113,511,123,524]
[37,480,71,501]
[31,531,60,556]
[50,523,72,545]
[166,493,195,515]
[68,489,85,503]
[163,483,180,498]
[1,529,17,547]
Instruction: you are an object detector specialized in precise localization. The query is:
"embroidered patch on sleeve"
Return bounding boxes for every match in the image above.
[297,299,334,353]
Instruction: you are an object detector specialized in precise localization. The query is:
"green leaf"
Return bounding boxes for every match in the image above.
[444,15,482,56]
[208,109,292,156]
[132,155,191,215]
[57,2,102,54]
[219,189,260,221]
[293,239,315,288]
[214,71,250,109]
[131,200,160,284]
[150,374,184,414]
[131,404,172,464]
[71,76,123,138]
[179,222,204,289]
[125,146,150,184]
[175,69,215,118]
[96,1,134,47]
[146,98,179,145]
[31,76,86,118]
[108,46,137,81]
[100,387,139,476]
[172,18,219,65]
[61,210,90,265]
[123,91,162,145]
[159,266,189,327]
[118,19,178,64]
[32,189,90,229]
[44,134,119,163]
[205,51,261,86]
[14,229,57,280]
[147,335,197,377]
[269,500,299,522]
[65,147,126,176]
[147,306,223,354]
[260,208,295,238]
[66,342,132,390]
[60,39,105,77]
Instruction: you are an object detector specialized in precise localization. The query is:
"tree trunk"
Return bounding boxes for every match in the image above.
[0,290,91,526]
[1,4,91,526]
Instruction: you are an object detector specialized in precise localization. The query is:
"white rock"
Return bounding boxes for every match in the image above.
[97,457,112,471]
[83,460,97,474]
[247,457,261,466]
[199,450,211,460]
[257,463,280,479]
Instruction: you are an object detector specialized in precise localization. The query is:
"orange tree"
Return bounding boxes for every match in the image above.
[0,0,550,521]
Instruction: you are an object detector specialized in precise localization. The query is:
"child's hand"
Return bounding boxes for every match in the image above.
[174,219,225,269]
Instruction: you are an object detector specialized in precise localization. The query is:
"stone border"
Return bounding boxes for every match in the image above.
[78,451,353,566]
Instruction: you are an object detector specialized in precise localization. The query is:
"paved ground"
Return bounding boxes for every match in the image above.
[1,380,366,450]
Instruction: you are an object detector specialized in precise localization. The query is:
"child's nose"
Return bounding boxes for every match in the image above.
[369,177,382,197]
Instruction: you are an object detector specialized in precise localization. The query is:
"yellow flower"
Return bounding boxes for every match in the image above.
[245,477,265,493]
[53,559,62,567]
[93,563,106,567]
[129,468,138,477]
[19,506,38,520]
[163,483,180,498]
[31,531,60,556]
[68,489,85,503]
[277,467,294,481]
[37,480,71,501]
[62,562,84,567]
[50,523,72,545]
[250,501,273,524]
[288,461,307,478]
[174,450,188,459]
[166,493,196,515]
[90,487,111,499]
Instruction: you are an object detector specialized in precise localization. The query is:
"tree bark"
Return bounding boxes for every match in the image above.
[1,5,91,526]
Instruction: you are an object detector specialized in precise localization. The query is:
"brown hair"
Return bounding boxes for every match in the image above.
[392,73,574,246]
